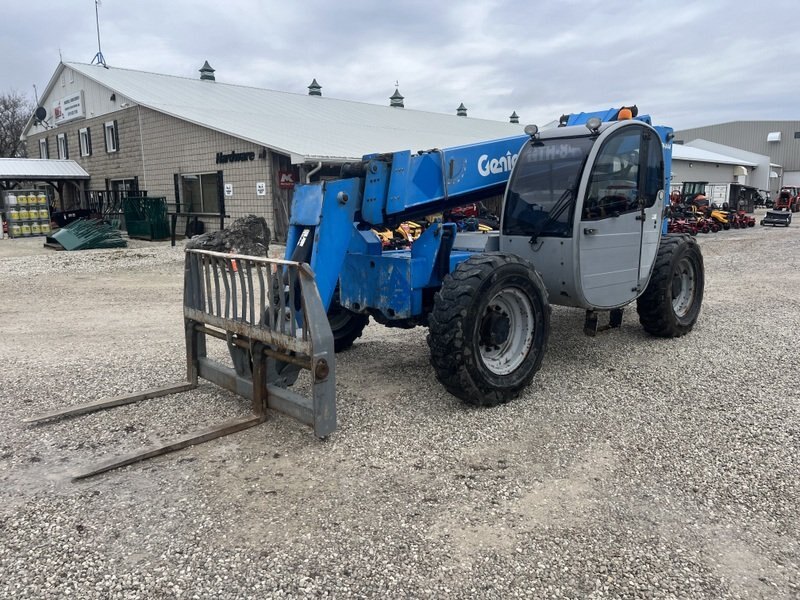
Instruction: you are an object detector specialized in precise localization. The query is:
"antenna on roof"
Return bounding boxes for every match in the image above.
[90,0,107,67]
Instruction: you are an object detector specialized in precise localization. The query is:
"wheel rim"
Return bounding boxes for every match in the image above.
[478,287,535,376]
[671,256,697,318]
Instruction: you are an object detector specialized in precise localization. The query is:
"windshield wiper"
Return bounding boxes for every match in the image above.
[528,186,575,245]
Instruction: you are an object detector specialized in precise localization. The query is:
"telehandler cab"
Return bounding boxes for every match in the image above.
[29,106,704,478]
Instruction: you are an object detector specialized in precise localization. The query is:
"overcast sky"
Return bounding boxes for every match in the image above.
[3,0,799,131]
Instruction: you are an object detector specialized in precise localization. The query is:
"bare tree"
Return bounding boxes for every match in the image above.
[0,90,34,158]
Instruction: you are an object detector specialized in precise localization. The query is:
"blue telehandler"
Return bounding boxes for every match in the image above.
[280,105,703,407]
[29,106,704,479]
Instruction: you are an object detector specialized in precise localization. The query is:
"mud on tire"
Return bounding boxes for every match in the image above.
[637,233,704,337]
[427,253,550,407]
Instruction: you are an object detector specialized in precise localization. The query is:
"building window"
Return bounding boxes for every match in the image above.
[104,120,119,153]
[39,138,49,159]
[79,127,92,157]
[57,133,69,159]
[181,173,220,213]
[110,178,137,199]
[794,132,800,139]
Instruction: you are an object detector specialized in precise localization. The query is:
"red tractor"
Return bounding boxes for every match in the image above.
[775,187,799,212]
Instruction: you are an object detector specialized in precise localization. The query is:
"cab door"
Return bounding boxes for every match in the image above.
[577,125,647,308]
[637,130,667,290]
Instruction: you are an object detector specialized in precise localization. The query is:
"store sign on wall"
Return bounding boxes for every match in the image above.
[216,151,256,164]
[256,182,266,196]
[52,91,85,125]
[224,184,233,197]
[278,171,295,189]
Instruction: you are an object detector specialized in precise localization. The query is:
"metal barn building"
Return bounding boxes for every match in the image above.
[674,121,800,194]
[21,61,525,241]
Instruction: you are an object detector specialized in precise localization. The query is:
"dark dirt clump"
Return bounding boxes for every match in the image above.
[185,215,271,257]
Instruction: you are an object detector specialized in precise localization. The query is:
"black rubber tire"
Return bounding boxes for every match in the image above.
[427,253,550,407]
[327,294,369,353]
[637,234,704,338]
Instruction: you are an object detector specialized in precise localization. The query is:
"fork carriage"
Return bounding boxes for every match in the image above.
[26,249,335,480]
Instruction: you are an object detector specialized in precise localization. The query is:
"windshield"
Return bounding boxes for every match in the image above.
[503,137,594,237]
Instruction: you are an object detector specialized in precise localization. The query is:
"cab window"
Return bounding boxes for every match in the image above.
[582,128,641,221]
[503,137,594,237]
[640,132,664,208]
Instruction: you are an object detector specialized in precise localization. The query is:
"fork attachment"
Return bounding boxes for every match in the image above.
[25,249,335,480]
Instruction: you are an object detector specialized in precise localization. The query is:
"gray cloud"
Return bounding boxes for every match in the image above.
[2,0,799,130]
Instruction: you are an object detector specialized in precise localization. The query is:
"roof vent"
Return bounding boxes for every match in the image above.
[199,60,215,81]
[308,78,322,96]
[390,87,404,108]
[457,103,467,117]
[509,111,519,124]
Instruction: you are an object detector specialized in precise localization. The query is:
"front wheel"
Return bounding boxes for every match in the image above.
[637,234,704,337]
[327,293,369,352]
[427,253,551,407]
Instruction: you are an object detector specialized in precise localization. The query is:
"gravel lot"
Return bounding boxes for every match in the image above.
[1,217,798,599]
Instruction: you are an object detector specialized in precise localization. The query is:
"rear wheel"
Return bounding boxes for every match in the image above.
[637,234,704,337]
[427,253,550,406]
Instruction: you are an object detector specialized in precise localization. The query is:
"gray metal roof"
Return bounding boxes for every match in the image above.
[0,158,90,180]
[65,62,526,164]
[672,144,757,167]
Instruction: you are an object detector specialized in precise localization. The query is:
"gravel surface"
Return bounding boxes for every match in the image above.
[1,216,798,599]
